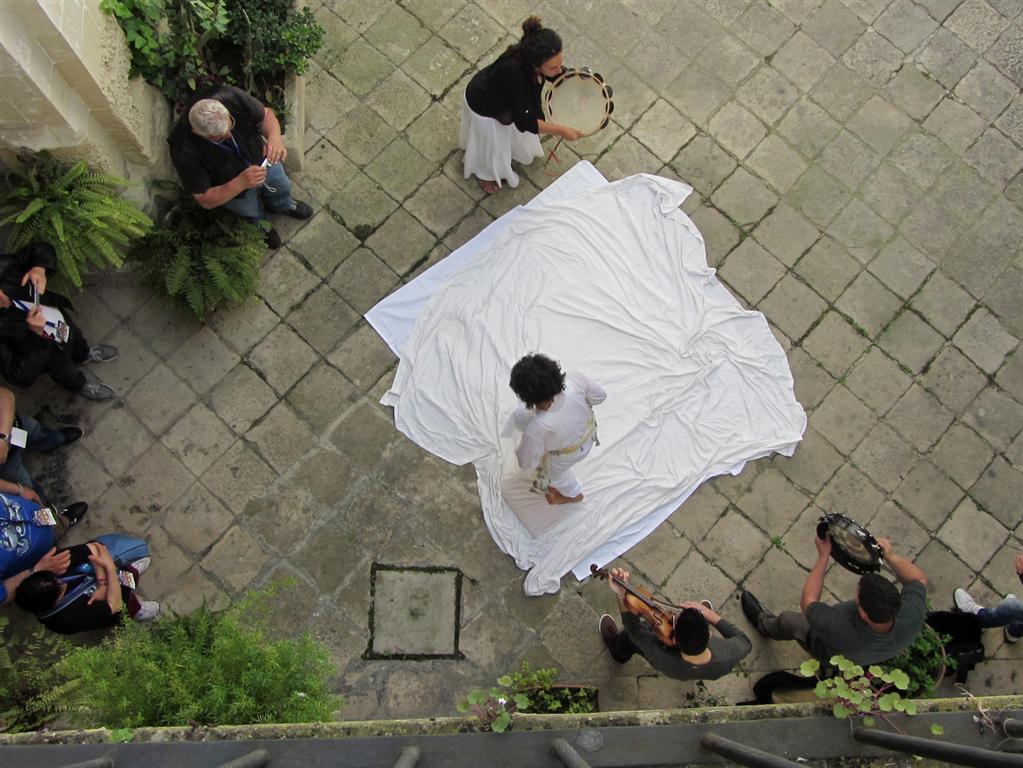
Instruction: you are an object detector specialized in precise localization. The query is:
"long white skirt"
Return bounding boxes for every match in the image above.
[460,94,543,189]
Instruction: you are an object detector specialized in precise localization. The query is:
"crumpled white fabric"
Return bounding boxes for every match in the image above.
[384,173,806,595]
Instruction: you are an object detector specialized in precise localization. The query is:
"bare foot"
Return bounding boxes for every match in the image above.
[545,487,584,505]
[477,178,499,194]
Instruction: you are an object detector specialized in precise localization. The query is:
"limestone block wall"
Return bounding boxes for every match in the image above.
[0,0,172,186]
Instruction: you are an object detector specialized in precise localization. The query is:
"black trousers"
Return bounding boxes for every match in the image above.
[608,628,641,663]
[0,321,89,391]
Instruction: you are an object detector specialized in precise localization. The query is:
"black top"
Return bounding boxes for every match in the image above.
[465,51,546,134]
[0,243,70,344]
[168,86,267,196]
[38,543,129,636]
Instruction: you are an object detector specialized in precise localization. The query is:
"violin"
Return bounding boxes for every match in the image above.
[590,564,676,648]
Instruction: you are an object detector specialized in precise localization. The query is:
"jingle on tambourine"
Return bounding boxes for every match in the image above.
[542,68,615,138]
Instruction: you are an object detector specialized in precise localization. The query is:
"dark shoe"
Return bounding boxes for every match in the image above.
[85,344,118,363]
[285,200,313,219]
[59,426,84,446]
[79,382,116,401]
[264,227,282,249]
[60,501,88,528]
[599,613,621,660]
[741,590,770,637]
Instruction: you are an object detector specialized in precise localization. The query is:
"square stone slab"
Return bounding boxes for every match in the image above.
[369,564,461,658]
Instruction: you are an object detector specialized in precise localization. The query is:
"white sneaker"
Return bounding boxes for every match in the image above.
[1004,594,1020,644]
[134,601,160,622]
[129,557,151,575]
[953,587,982,615]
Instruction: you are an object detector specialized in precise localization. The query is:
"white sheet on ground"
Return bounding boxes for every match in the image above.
[370,166,806,595]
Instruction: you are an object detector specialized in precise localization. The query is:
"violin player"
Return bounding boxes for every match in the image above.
[598,567,751,680]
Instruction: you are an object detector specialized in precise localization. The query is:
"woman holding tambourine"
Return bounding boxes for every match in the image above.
[460,16,582,194]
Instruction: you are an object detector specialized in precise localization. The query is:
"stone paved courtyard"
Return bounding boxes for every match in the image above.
[10,0,1023,720]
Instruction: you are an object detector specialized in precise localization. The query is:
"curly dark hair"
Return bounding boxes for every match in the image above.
[858,573,901,623]
[507,15,562,69]
[510,353,566,408]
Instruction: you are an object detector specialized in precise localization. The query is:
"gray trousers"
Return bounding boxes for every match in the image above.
[760,610,813,653]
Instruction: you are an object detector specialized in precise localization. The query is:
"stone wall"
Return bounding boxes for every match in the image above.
[0,0,172,187]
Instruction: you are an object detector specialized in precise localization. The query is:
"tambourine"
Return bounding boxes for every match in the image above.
[816,513,883,575]
[542,67,615,138]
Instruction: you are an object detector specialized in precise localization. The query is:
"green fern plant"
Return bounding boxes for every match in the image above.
[133,192,264,321]
[57,585,342,728]
[0,149,152,289]
[0,616,79,733]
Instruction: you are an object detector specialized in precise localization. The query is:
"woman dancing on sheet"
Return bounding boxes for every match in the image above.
[510,354,606,505]
[461,16,582,194]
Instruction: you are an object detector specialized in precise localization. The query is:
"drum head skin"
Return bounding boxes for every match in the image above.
[542,68,615,137]
[816,513,883,575]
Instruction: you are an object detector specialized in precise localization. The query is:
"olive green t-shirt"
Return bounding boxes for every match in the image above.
[806,581,927,665]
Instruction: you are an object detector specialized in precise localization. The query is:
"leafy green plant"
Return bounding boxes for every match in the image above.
[57,586,342,728]
[101,0,230,107]
[102,0,322,116]
[801,656,943,736]
[132,192,264,320]
[0,616,78,733]
[1,149,152,288]
[226,0,323,86]
[882,625,950,700]
[457,676,529,733]
[507,662,598,714]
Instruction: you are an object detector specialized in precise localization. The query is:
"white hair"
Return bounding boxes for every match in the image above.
[188,99,231,138]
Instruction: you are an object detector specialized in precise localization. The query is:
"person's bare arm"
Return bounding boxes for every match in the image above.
[800,533,831,613]
[678,600,722,626]
[193,166,266,209]
[877,538,927,586]
[608,567,633,614]
[537,120,582,141]
[1,548,70,606]
[261,108,287,164]
[0,388,15,464]
[86,543,122,614]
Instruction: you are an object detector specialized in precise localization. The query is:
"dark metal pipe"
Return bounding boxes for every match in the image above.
[215,749,270,768]
[700,733,805,768]
[392,745,422,768]
[853,727,1023,767]
[552,737,593,768]
[1004,719,1023,739]
[58,760,114,768]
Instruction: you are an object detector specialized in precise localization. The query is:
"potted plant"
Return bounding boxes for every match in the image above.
[880,624,949,699]
[456,677,529,733]
[0,149,152,289]
[507,662,599,714]
[800,655,944,735]
[131,190,264,321]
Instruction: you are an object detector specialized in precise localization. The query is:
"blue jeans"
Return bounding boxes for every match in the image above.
[979,595,1023,637]
[0,413,66,495]
[221,163,294,223]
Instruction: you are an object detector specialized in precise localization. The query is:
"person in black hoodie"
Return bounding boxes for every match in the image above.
[460,15,582,193]
[0,242,116,399]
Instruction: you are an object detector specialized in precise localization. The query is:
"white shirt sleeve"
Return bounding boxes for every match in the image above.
[570,371,607,407]
[516,419,548,470]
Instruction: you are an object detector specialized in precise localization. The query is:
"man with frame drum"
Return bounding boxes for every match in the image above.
[740,531,928,666]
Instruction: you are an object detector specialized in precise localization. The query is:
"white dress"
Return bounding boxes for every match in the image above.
[460,93,544,189]
[514,371,607,497]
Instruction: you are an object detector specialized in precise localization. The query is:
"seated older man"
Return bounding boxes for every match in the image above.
[168,85,312,249]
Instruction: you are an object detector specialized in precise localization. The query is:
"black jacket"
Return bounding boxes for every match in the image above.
[0,243,76,387]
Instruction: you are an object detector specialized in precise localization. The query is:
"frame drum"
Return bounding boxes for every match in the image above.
[816,513,884,575]
[542,68,615,137]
